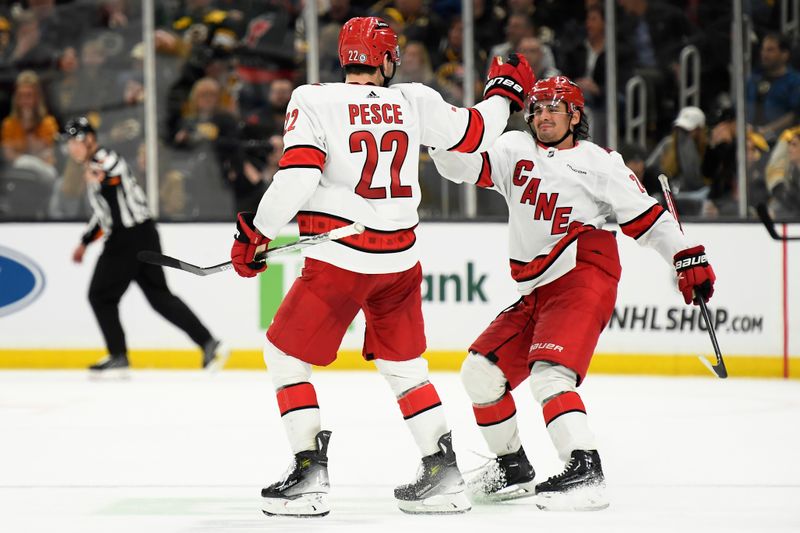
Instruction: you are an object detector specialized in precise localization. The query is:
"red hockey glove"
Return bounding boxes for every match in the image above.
[483,53,535,112]
[231,212,269,278]
[674,245,716,305]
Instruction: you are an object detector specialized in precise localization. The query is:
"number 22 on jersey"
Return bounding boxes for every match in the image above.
[350,130,411,199]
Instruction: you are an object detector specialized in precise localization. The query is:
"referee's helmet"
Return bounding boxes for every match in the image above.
[63,116,96,140]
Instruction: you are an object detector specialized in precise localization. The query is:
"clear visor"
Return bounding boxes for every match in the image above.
[524,97,568,122]
[531,101,570,116]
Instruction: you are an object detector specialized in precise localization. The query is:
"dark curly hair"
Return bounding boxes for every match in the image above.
[574,109,590,141]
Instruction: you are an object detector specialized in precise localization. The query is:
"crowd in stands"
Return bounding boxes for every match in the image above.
[0,0,798,221]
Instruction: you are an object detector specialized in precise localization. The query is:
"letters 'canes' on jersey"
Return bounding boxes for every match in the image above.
[428,75,718,511]
[229,16,536,518]
[659,174,727,378]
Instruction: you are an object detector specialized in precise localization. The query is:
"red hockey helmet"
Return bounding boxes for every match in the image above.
[338,17,400,68]
[524,76,585,123]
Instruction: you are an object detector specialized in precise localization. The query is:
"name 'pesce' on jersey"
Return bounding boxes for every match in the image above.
[253,81,511,275]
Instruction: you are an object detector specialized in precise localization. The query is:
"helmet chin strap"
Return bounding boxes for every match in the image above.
[379,55,396,87]
[540,128,574,147]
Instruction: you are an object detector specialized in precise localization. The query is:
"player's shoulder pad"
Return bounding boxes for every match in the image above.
[289,83,315,100]
[581,140,626,165]
[393,82,444,103]
[494,129,534,151]
[289,83,331,109]
[503,129,532,144]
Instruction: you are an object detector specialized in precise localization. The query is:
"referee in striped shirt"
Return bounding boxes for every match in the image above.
[66,117,226,374]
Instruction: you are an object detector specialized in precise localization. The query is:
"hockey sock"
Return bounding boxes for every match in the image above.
[541,391,596,461]
[396,381,447,456]
[530,362,596,461]
[472,392,523,456]
[264,340,320,453]
[461,352,521,456]
[376,358,448,457]
[275,381,322,454]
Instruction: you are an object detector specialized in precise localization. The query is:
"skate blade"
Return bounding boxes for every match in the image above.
[470,480,537,503]
[535,484,609,512]
[88,368,130,380]
[397,491,472,515]
[261,492,329,518]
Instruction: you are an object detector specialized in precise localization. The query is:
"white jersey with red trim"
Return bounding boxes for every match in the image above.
[253,82,510,274]
[430,131,696,294]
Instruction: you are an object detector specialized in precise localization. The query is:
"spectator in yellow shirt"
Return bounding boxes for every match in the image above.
[1,70,59,180]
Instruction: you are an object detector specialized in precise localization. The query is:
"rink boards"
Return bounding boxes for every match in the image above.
[0,222,797,378]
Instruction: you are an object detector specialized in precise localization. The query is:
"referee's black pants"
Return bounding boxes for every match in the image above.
[88,220,212,356]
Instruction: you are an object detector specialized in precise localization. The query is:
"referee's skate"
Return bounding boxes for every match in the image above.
[88,354,130,380]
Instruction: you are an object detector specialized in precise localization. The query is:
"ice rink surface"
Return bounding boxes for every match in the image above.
[1,370,798,533]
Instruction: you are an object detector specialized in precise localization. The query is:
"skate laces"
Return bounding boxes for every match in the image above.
[462,450,496,476]
[406,453,447,486]
[275,457,300,485]
[276,453,312,484]
[549,456,577,482]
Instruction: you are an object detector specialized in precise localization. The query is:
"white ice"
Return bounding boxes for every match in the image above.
[1,370,798,533]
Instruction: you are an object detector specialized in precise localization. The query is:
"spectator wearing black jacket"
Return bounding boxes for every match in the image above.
[559,5,634,146]
[172,77,255,217]
[617,0,697,137]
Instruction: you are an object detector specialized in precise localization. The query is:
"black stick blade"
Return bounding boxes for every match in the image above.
[137,250,185,269]
[697,298,728,379]
[713,360,728,379]
[756,204,800,241]
[698,356,728,378]
[136,250,229,276]
[756,204,781,240]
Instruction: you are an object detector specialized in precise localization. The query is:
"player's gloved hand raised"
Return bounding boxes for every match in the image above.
[483,53,535,113]
[231,212,269,278]
[674,245,716,305]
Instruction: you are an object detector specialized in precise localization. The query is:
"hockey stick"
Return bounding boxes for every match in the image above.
[137,222,366,276]
[755,204,800,241]
[658,174,728,379]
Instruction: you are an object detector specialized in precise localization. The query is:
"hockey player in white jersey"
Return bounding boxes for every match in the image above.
[228,17,534,517]
[429,76,716,510]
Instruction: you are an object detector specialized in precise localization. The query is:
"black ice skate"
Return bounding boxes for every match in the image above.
[535,449,609,511]
[201,339,229,371]
[261,430,331,518]
[88,354,129,379]
[467,446,536,502]
[394,431,471,514]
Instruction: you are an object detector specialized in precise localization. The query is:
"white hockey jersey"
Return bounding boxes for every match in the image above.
[430,131,695,294]
[253,82,511,274]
